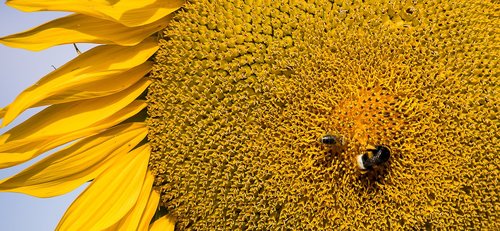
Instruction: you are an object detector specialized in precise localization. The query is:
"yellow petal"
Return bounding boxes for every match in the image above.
[1,38,156,125]
[0,123,147,198]
[0,100,146,169]
[0,79,149,143]
[149,215,176,231]
[0,14,170,51]
[56,144,151,230]
[138,190,161,231]
[108,172,156,230]
[0,108,5,119]
[0,80,149,168]
[6,0,184,27]
[35,62,152,106]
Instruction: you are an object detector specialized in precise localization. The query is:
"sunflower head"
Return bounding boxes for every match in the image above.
[1,0,498,230]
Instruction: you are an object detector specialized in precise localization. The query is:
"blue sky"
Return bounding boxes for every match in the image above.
[0,5,95,230]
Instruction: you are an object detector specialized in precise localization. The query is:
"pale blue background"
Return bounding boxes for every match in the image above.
[0,4,96,231]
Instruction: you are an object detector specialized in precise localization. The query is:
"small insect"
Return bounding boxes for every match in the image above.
[356,145,391,170]
[73,43,82,55]
[320,134,340,145]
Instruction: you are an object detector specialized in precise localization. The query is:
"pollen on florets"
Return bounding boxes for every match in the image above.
[147,0,499,229]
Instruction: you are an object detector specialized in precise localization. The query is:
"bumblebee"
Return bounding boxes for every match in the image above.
[320,134,346,146]
[320,134,339,145]
[356,145,391,170]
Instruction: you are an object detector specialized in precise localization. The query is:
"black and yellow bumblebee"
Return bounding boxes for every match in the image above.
[320,134,340,145]
[356,145,391,170]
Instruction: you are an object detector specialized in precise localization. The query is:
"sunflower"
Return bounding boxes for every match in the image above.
[0,0,183,230]
[1,0,498,230]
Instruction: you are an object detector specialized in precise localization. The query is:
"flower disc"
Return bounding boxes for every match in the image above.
[148,0,498,229]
